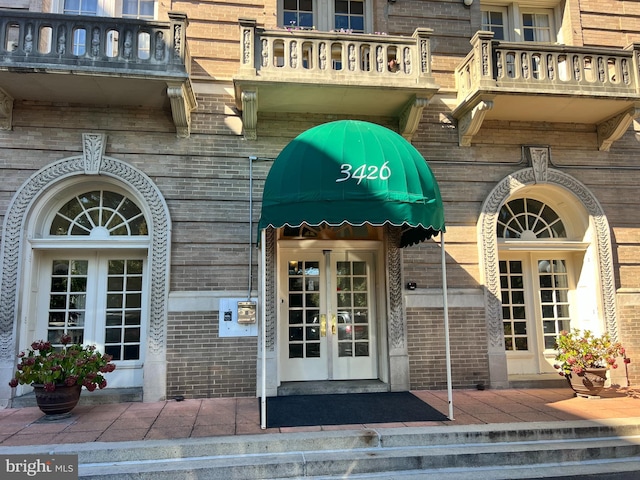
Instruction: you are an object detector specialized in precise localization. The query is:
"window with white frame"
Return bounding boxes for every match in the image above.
[497,198,575,377]
[61,1,155,57]
[481,2,558,43]
[279,0,370,33]
[60,0,155,19]
[33,189,150,387]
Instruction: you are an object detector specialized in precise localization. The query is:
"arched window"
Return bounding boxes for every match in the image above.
[497,198,566,239]
[50,190,147,237]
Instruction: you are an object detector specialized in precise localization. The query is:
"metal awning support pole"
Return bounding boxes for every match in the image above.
[260,228,267,429]
[441,232,454,420]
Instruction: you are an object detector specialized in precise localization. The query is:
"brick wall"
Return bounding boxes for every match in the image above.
[166,312,257,398]
[408,307,489,390]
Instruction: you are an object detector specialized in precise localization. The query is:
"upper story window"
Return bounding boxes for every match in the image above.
[61,0,155,19]
[279,0,369,33]
[481,2,558,43]
[284,0,314,28]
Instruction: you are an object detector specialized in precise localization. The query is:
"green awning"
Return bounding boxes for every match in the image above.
[258,120,445,247]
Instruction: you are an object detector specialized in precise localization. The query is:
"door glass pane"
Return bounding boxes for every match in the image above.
[47,260,88,346]
[104,259,143,361]
[336,260,370,358]
[500,260,528,351]
[287,260,321,358]
[538,259,570,351]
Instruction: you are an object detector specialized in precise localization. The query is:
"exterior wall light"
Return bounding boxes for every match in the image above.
[464,0,473,5]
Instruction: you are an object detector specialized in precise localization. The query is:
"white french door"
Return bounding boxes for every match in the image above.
[35,251,147,387]
[279,248,378,382]
[500,252,575,375]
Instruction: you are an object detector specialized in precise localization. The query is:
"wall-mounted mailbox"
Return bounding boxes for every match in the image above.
[219,297,258,337]
[237,301,257,324]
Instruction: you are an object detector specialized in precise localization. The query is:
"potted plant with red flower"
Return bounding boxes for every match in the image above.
[8,334,116,415]
[554,328,629,396]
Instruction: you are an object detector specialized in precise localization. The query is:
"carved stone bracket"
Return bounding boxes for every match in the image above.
[241,90,258,140]
[597,105,640,151]
[82,133,107,174]
[457,98,494,147]
[400,96,430,141]
[167,80,197,138]
[0,87,14,131]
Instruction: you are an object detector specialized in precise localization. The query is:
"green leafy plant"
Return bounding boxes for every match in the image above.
[554,329,629,376]
[8,334,116,392]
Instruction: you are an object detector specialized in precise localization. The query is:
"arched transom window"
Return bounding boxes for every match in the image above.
[50,190,148,237]
[497,198,566,240]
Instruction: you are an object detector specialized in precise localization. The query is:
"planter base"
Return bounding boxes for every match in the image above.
[566,368,608,397]
[33,384,82,415]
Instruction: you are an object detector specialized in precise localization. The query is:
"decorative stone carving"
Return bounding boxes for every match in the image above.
[167,81,197,138]
[403,47,411,74]
[91,27,100,57]
[386,226,405,352]
[24,24,33,53]
[399,96,429,141]
[290,41,298,68]
[597,106,640,151]
[0,87,14,131]
[524,146,550,183]
[265,228,276,351]
[155,31,165,61]
[123,30,133,59]
[241,90,258,140]
[458,99,494,147]
[82,133,107,174]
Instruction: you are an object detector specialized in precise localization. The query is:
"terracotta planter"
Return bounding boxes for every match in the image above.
[566,367,608,396]
[32,384,82,415]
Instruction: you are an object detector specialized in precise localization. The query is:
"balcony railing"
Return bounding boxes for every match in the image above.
[456,31,640,102]
[0,11,196,137]
[453,31,640,149]
[0,11,190,76]
[234,20,439,139]
[238,19,435,85]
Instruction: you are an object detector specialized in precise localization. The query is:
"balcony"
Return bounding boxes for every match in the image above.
[233,19,440,140]
[0,11,196,137]
[453,31,640,150]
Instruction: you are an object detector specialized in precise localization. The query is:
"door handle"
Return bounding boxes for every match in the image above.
[331,314,336,335]
[320,314,326,337]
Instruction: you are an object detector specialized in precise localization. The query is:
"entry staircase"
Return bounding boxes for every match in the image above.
[5,418,640,479]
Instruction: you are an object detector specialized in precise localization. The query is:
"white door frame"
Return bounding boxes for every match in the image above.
[277,240,384,384]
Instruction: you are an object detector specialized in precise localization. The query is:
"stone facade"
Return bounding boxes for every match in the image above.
[0,0,639,406]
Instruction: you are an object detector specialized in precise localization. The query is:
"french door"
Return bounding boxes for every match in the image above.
[500,252,575,374]
[35,251,147,387]
[279,249,377,382]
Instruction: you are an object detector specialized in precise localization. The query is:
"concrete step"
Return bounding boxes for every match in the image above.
[3,418,639,479]
[10,387,143,408]
[277,380,389,396]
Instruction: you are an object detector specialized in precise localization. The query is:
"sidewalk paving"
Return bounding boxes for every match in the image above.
[1,386,639,447]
